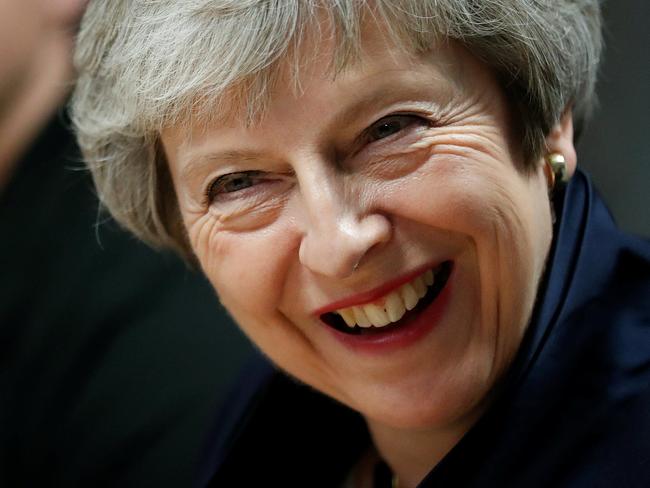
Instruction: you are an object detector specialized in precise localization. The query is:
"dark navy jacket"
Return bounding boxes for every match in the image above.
[198,169,650,487]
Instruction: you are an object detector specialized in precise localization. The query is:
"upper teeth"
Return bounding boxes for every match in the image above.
[336,269,435,329]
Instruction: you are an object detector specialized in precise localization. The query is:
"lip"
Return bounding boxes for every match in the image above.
[312,261,443,316]
[321,262,454,354]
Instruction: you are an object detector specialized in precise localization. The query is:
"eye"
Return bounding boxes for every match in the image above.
[204,170,263,204]
[366,114,428,142]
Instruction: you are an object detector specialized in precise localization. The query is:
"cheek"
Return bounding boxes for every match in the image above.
[382,150,551,329]
[188,214,297,328]
[383,154,534,245]
[188,219,336,392]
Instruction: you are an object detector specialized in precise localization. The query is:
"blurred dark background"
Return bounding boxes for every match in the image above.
[578,0,650,237]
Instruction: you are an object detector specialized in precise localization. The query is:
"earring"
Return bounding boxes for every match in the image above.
[544,153,569,191]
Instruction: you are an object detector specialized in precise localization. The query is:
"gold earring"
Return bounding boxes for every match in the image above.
[544,153,569,191]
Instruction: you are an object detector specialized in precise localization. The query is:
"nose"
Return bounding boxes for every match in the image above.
[297,174,392,279]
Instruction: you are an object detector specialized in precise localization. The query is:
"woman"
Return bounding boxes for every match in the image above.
[71,1,650,487]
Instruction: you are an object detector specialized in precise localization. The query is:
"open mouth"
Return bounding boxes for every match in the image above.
[320,261,453,336]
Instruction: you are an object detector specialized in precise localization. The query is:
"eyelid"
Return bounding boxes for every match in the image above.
[203,170,263,206]
[356,112,433,149]
[203,170,295,207]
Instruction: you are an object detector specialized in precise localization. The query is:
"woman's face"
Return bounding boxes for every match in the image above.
[162,32,554,431]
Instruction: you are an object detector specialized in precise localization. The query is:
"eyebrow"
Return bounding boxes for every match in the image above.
[329,79,446,130]
[330,85,404,129]
[179,149,266,186]
[178,73,452,184]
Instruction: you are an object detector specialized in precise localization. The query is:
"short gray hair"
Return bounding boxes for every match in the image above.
[71,0,603,257]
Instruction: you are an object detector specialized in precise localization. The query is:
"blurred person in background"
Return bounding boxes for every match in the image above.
[0,1,251,486]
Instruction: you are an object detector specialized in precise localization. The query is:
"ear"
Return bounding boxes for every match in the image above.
[545,108,577,177]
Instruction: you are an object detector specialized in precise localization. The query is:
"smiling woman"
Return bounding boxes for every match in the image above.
[161,39,551,441]
[71,1,650,488]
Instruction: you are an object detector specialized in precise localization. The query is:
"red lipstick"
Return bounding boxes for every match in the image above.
[313,262,440,316]
[320,261,454,354]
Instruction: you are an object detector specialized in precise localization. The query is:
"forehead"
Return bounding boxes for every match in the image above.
[170,24,469,142]
[161,41,490,179]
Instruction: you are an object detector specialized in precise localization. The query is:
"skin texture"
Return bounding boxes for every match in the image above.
[0,0,86,190]
[162,24,577,488]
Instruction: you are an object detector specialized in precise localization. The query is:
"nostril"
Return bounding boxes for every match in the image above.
[297,211,392,278]
[298,238,369,279]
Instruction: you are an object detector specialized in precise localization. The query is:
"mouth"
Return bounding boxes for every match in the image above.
[320,261,453,336]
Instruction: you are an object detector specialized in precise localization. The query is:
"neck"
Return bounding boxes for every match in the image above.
[0,30,74,192]
[366,409,483,488]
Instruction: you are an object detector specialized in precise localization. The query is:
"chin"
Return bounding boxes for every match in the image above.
[345,361,495,431]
